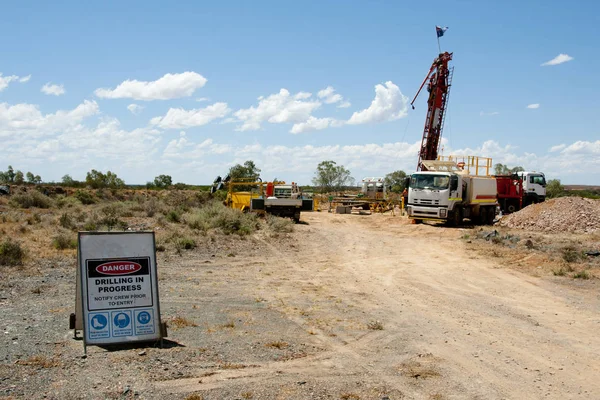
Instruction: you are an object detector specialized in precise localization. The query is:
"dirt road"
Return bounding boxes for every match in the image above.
[3,210,600,399]
[155,211,600,399]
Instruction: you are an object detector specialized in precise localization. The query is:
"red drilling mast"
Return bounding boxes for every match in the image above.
[410,51,454,171]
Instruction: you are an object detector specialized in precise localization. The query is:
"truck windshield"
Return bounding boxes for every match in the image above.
[529,175,546,186]
[410,174,449,190]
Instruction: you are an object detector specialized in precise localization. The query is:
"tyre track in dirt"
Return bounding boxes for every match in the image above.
[157,212,600,399]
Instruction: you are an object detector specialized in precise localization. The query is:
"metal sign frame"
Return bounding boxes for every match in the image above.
[77,231,162,353]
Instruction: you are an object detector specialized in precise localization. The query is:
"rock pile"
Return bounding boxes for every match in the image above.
[498,197,600,234]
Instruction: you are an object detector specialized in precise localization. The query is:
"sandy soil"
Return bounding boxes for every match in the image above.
[2,211,600,399]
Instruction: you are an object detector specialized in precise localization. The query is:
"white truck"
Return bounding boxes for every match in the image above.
[406,161,498,225]
[251,182,313,223]
[515,171,547,206]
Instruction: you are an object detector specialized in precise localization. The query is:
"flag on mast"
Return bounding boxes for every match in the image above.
[436,26,448,38]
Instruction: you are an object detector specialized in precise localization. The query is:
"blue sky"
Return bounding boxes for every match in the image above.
[1,0,598,185]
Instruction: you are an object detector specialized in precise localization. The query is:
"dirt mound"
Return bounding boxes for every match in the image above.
[498,197,600,234]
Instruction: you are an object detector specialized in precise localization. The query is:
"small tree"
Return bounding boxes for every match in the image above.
[494,163,524,175]
[14,171,24,185]
[384,170,407,193]
[229,160,261,182]
[153,174,172,189]
[61,174,75,186]
[546,179,564,198]
[312,160,353,194]
[26,172,35,184]
[6,166,15,183]
[85,170,125,189]
[33,175,42,184]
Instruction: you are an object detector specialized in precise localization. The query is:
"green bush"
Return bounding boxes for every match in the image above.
[176,237,196,250]
[0,239,26,266]
[166,210,181,223]
[52,233,77,250]
[266,215,294,234]
[10,191,52,209]
[185,201,259,235]
[562,246,582,263]
[74,190,96,205]
[59,213,73,229]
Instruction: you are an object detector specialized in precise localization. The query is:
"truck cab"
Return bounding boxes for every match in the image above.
[407,172,459,221]
[407,160,498,226]
[515,171,546,205]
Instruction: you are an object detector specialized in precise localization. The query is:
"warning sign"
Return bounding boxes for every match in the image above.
[86,257,153,311]
[78,232,162,347]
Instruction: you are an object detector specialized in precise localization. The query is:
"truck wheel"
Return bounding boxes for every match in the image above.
[507,203,517,213]
[487,207,496,225]
[293,211,301,223]
[449,209,462,227]
[413,219,423,224]
[479,207,488,225]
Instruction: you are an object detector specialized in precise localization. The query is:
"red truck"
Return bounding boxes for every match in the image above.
[495,174,522,213]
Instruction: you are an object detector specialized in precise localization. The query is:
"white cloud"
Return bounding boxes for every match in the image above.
[95,71,207,101]
[549,144,566,152]
[41,83,66,96]
[480,111,499,116]
[150,102,230,129]
[541,54,574,66]
[291,116,343,134]
[317,86,351,108]
[234,89,321,131]
[347,81,408,125]
[196,97,210,102]
[127,103,144,115]
[560,140,600,155]
[527,103,540,109]
[0,100,99,138]
[0,73,31,92]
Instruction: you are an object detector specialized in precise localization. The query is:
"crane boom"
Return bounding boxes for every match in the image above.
[411,51,453,171]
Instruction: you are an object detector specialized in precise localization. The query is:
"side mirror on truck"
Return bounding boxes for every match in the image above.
[404,176,411,189]
[450,175,458,191]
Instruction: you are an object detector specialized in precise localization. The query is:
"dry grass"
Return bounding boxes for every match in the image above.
[184,394,204,400]
[16,355,61,368]
[265,341,289,349]
[367,320,384,330]
[168,316,198,329]
[340,394,360,400]
[398,354,441,379]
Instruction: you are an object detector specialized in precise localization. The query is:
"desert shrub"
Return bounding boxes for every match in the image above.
[10,191,52,209]
[59,213,73,229]
[144,198,162,217]
[52,233,77,250]
[266,215,294,234]
[166,209,182,223]
[55,195,80,209]
[0,239,25,266]
[27,213,42,225]
[573,270,590,280]
[562,246,582,263]
[83,220,98,231]
[214,209,259,235]
[175,237,196,250]
[74,190,96,205]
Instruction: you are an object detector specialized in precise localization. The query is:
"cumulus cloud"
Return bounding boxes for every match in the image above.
[549,144,566,152]
[0,100,99,138]
[150,102,230,129]
[127,104,144,115]
[0,73,30,92]
[41,83,66,96]
[234,89,321,131]
[290,116,344,134]
[541,54,574,66]
[95,72,207,100]
[347,81,408,125]
[527,103,540,109]
[317,86,350,108]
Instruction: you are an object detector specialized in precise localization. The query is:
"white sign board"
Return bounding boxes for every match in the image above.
[78,232,162,347]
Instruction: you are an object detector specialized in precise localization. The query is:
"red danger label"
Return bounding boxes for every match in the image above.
[96,261,142,275]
